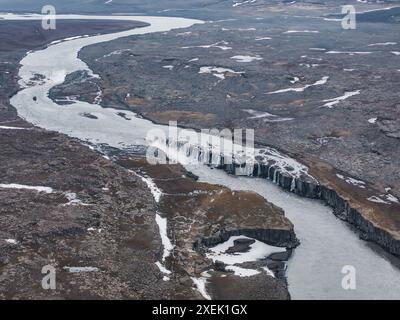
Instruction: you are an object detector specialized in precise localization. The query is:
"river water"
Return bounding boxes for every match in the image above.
[4,13,400,299]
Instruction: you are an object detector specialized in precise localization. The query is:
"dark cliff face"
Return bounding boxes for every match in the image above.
[226,161,400,257]
[175,140,400,257]
[319,187,400,256]
[196,228,299,251]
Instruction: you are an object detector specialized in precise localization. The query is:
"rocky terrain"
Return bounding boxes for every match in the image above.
[0,18,293,299]
[117,157,296,299]
[0,128,171,299]
[1,0,400,301]
[76,2,400,195]
[64,1,400,255]
[0,124,294,299]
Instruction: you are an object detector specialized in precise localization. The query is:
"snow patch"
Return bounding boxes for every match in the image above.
[133,172,163,203]
[243,109,293,122]
[237,28,256,31]
[368,42,396,46]
[199,66,244,80]
[233,0,256,7]
[155,213,174,262]
[155,261,172,275]
[176,31,192,36]
[255,36,272,41]
[336,174,366,189]
[284,30,319,34]
[63,192,90,206]
[0,183,53,194]
[63,267,99,273]
[5,239,18,245]
[230,55,262,63]
[207,236,286,265]
[267,76,329,94]
[367,193,399,205]
[299,63,319,68]
[386,194,399,204]
[205,236,285,279]
[290,76,300,84]
[225,265,260,277]
[321,90,360,108]
[326,51,372,55]
[97,49,131,60]
[0,126,31,130]
[182,41,232,51]
[191,274,211,300]
[367,196,390,204]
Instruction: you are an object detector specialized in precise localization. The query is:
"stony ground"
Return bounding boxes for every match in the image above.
[0,125,294,299]
[77,3,400,196]
[70,2,400,246]
[2,0,399,300]
[0,127,175,299]
[118,157,296,299]
[0,19,293,299]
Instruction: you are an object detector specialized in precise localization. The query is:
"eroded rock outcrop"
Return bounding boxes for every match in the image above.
[163,138,400,257]
[118,157,297,300]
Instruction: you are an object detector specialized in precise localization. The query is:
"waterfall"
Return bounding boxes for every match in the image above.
[291,178,296,192]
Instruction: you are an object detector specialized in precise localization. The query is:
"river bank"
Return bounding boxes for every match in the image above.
[3,13,400,299]
[0,15,292,300]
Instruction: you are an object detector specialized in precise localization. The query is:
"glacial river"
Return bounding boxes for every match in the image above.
[4,13,400,299]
